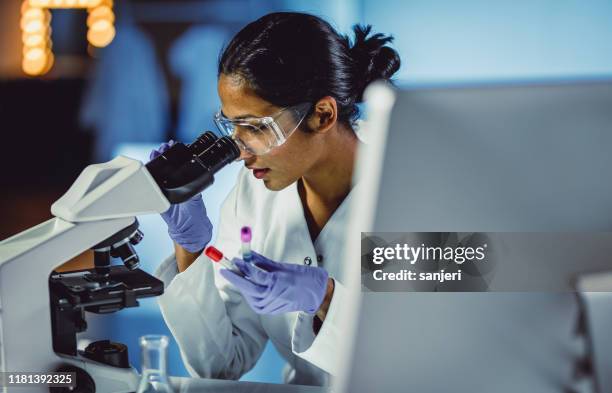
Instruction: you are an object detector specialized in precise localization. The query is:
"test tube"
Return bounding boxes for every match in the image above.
[205,246,245,276]
[240,226,253,263]
[239,227,268,273]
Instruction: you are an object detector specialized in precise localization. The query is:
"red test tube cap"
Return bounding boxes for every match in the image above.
[204,246,223,262]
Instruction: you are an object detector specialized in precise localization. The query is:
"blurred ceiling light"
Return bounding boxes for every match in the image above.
[28,0,50,6]
[29,0,102,8]
[87,3,116,47]
[22,47,49,75]
[22,35,51,51]
[21,0,115,76]
[22,32,47,47]
[21,17,48,33]
[87,20,115,47]
[22,7,47,21]
[42,51,55,74]
[86,5,114,27]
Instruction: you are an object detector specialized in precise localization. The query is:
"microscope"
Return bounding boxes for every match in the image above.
[0,132,239,393]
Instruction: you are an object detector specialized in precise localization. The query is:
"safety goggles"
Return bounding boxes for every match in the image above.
[213,102,312,156]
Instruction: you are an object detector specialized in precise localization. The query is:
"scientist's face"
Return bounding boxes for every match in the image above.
[217,74,326,191]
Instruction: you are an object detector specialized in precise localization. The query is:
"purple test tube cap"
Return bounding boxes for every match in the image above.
[240,226,252,242]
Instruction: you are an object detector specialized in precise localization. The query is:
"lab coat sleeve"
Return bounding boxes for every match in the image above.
[154,172,268,379]
[291,278,348,375]
[155,253,179,288]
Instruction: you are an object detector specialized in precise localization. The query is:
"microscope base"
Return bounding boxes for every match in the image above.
[57,354,140,393]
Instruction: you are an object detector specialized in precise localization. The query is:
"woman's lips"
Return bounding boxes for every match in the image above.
[253,168,270,179]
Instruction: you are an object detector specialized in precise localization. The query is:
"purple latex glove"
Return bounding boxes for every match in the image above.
[219,251,329,315]
[149,141,213,253]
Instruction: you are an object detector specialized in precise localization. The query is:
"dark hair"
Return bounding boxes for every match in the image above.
[218,12,401,126]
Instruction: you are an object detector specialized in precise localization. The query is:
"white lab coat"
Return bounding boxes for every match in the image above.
[154,166,354,386]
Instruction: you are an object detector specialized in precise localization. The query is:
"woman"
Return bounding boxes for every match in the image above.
[153,11,400,386]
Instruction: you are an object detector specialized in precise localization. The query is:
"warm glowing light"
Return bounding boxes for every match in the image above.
[22,19,47,34]
[23,59,46,75]
[29,0,101,8]
[22,8,45,21]
[42,51,55,74]
[22,35,50,51]
[21,1,32,13]
[20,5,50,31]
[24,47,46,60]
[86,5,114,27]
[87,21,115,47]
[22,32,46,47]
[22,47,48,75]
[21,0,114,76]
[28,0,51,7]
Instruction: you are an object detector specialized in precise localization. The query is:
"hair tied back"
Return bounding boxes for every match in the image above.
[349,24,401,102]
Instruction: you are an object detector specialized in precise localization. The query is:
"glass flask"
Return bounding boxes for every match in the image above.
[136,334,175,393]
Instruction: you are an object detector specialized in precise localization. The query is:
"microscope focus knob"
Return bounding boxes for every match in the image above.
[83,340,130,368]
[130,229,144,245]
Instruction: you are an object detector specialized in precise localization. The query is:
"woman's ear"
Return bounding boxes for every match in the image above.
[306,96,337,133]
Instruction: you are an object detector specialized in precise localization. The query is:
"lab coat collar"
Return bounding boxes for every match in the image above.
[284,178,360,248]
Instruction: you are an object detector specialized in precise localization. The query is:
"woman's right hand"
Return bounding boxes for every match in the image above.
[150,141,213,259]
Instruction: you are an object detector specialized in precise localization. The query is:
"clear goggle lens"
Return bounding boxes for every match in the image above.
[214,103,311,156]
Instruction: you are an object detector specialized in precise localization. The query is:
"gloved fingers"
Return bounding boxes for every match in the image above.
[254,280,285,306]
[241,293,266,308]
[231,258,251,277]
[259,296,292,315]
[233,258,272,285]
[149,150,159,161]
[160,203,178,219]
[219,269,268,296]
[240,291,279,314]
[252,284,289,311]
[181,198,211,229]
[172,214,200,233]
[233,259,256,280]
[162,191,205,220]
[250,251,283,272]
[166,205,212,252]
[248,294,271,309]
[266,303,292,315]
[149,140,175,161]
[249,294,271,308]
[248,301,269,315]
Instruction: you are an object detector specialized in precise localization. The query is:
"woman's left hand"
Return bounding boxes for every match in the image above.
[220,251,331,316]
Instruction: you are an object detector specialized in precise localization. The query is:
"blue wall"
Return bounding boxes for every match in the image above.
[361,0,612,84]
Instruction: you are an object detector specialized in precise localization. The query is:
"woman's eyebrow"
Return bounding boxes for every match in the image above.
[221,110,258,120]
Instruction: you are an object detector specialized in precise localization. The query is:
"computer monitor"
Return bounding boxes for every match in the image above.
[337,80,612,393]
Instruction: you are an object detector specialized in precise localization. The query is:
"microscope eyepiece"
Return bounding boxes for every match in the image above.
[146,132,240,204]
[188,131,219,155]
[195,136,241,173]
